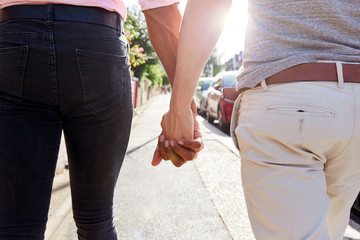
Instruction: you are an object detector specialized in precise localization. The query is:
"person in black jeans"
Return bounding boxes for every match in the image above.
[0,5,133,239]
[0,2,208,239]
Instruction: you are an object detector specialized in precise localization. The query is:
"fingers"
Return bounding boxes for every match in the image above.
[193,116,202,139]
[151,133,169,167]
[190,98,197,116]
[152,133,187,167]
[178,138,204,152]
[151,145,163,166]
[158,135,170,160]
[165,141,186,167]
[193,130,202,139]
[152,142,186,167]
[171,140,197,161]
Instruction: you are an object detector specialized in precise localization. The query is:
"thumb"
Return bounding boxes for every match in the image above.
[190,99,197,116]
[152,146,163,166]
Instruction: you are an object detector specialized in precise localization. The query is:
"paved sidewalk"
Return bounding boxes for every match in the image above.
[62,93,240,239]
[45,137,72,240]
[47,93,360,240]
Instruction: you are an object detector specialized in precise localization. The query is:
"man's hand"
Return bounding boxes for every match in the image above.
[151,99,204,167]
[152,106,194,167]
[151,133,204,167]
[152,131,186,167]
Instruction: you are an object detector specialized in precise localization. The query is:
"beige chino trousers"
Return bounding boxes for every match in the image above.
[232,78,360,239]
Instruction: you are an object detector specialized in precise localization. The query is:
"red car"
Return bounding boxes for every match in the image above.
[206,71,238,132]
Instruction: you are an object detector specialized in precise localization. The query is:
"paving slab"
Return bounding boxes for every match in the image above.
[47,93,360,240]
[62,94,232,239]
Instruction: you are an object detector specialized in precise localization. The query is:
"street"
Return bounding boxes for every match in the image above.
[46,93,360,240]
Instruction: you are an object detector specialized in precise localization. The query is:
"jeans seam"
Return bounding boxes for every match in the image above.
[46,5,58,106]
[76,50,90,106]
[17,45,28,98]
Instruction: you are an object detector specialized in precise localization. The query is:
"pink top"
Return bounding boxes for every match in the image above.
[0,0,180,19]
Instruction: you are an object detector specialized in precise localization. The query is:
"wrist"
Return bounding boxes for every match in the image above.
[170,93,191,113]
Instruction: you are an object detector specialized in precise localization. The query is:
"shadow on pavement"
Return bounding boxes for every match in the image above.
[126,136,158,156]
[52,182,70,194]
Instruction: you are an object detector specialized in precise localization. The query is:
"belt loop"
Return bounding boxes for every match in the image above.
[336,61,344,89]
[117,15,124,35]
[116,15,120,34]
[261,80,268,91]
[45,4,54,23]
[121,20,124,35]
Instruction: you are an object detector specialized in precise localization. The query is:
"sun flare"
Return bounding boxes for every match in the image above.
[217,0,249,63]
[123,0,249,64]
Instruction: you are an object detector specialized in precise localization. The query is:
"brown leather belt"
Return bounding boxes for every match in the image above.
[224,62,360,101]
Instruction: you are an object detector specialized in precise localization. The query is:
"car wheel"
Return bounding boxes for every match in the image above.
[206,107,214,123]
[199,104,206,116]
[199,100,205,116]
[218,107,229,132]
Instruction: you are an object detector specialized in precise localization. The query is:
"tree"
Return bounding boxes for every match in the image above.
[203,48,224,77]
[144,64,163,87]
[124,7,150,70]
[124,5,165,85]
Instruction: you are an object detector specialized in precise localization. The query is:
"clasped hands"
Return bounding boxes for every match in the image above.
[152,99,204,167]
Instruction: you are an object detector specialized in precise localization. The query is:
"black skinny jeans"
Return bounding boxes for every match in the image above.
[0,4,133,240]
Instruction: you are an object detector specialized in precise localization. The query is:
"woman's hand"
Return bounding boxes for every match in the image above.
[161,107,194,141]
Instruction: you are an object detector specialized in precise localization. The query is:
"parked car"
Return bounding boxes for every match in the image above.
[352,192,360,217]
[194,77,216,115]
[206,71,238,132]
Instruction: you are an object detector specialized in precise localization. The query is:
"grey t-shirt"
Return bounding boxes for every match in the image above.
[237,0,360,89]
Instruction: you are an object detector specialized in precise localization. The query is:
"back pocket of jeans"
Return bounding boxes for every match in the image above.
[76,48,129,121]
[0,45,28,111]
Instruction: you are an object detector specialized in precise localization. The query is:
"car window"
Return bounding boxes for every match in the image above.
[216,79,222,87]
[223,75,237,88]
[203,81,212,90]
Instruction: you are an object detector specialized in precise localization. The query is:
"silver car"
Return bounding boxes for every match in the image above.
[194,77,215,115]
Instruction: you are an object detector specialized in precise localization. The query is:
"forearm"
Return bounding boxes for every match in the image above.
[170,0,232,110]
[143,4,182,85]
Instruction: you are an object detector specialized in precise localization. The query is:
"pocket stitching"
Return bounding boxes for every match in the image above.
[267,105,336,118]
[75,48,128,121]
[0,45,28,55]
[0,45,28,111]
[76,48,127,61]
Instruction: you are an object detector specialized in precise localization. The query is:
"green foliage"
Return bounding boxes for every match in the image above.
[144,64,164,87]
[203,48,224,77]
[161,73,170,86]
[124,5,163,87]
[124,6,150,69]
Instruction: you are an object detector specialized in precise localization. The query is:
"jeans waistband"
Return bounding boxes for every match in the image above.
[0,4,123,33]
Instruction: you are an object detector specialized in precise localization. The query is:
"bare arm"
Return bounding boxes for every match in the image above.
[144,4,203,167]
[143,3,181,84]
[162,0,232,140]
[143,0,231,166]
